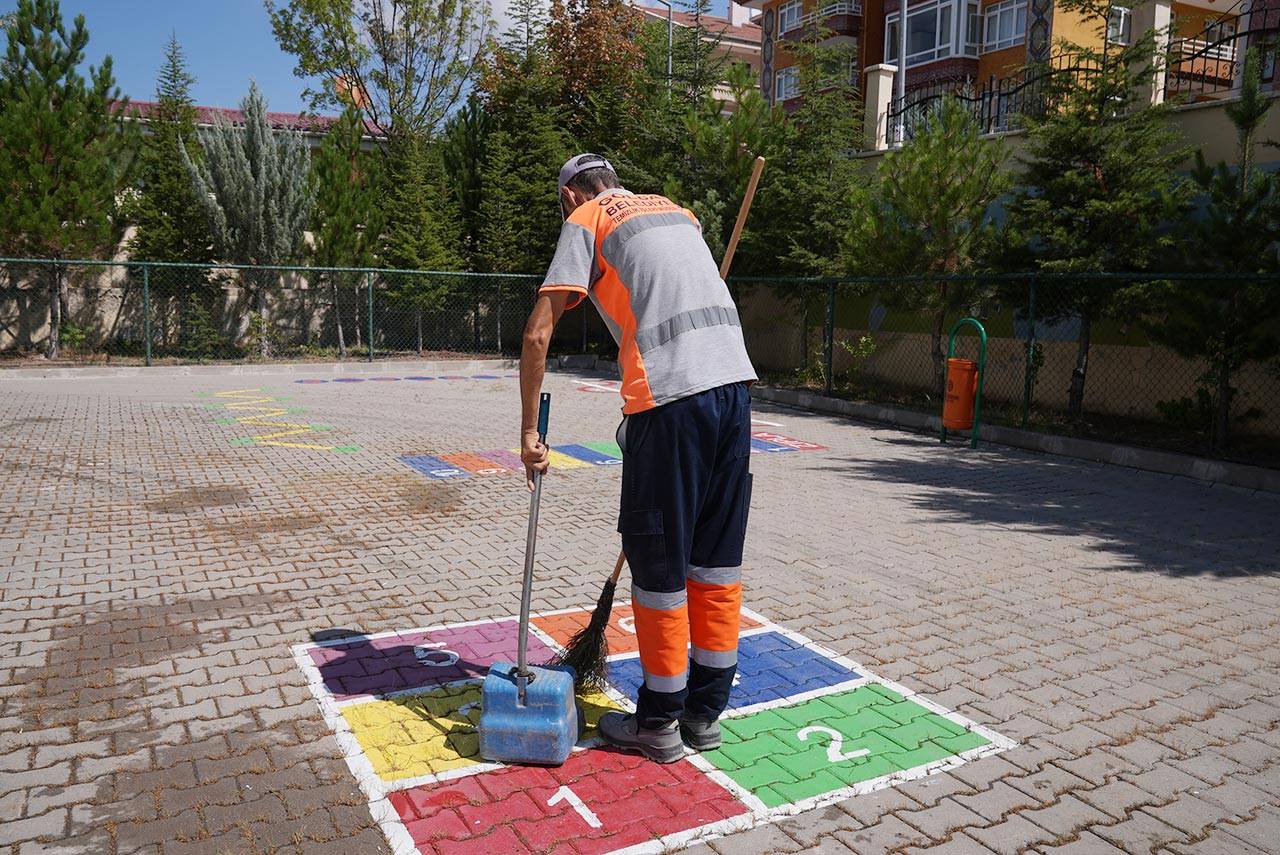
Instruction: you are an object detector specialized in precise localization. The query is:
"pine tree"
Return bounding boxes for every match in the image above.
[672,0,726,107]
[442,95,491,269]
[477,30,571,274]
[841,96,1009,399]
[1004,1,1191,419]
[0,0,136,358]
[125,33,216,353]
[312,104,384,356]
[180,81,315,357]
[1147,47,1280,450]
[380,134,460,352]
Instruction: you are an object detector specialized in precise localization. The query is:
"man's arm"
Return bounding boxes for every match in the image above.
[520,290,575,490]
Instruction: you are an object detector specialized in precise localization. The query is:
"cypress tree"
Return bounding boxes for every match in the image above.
[0,0,135,358]
[180,82,315,357]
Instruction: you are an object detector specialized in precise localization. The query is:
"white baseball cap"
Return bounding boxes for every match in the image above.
[557,153,617,192]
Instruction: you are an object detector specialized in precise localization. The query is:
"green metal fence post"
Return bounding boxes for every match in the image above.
[823,283,835,397]
[366,272,374,362]
[942,317,988,449]
[142,265,152,367]
[1021,276,1037,428]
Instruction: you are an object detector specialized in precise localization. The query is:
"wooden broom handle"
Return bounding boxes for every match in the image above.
[609,550,626,584]
[719,155,766,280]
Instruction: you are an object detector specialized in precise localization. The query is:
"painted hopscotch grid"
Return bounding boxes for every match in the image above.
[294,373,520,384]
[295,604,1015,854]
[397,433,828,482]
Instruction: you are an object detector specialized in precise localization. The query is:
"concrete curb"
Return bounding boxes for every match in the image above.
[0,357,517,380]
[753,385,1280,495]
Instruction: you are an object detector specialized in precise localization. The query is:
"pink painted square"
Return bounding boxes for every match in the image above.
[306,620,556,700]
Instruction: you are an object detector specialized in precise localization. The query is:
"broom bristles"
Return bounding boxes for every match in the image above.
[548,578,617,691]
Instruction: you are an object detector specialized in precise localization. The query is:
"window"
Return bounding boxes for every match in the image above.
[778,0,802,34]
[1204,18,1236,43]
[1107,6,1131,45]
[965,2,980,54]
[984,0,1026,51]
[775,66,800,100]
[885,0,961,67]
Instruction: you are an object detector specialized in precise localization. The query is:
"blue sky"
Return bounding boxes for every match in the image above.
[50,0,735,115]
[60,0,324,113]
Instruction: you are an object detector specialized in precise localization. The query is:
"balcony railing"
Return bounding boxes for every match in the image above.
[795,1,862,30]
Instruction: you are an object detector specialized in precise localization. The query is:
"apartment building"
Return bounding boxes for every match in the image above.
[633,2,764,109]
[748,0,1270,108]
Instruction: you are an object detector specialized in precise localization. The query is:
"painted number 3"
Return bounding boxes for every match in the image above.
[547,786,602,829]
[797,725,870,762]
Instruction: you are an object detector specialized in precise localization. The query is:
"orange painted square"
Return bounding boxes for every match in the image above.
[533,603,762,656]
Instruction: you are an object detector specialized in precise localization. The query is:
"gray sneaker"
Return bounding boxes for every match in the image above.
[597,712,684,763]
[678,717,721,750]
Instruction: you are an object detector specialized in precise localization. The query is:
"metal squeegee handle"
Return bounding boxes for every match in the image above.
[516,392,551,682]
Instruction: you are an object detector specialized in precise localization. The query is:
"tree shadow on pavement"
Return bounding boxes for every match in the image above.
[818,435,1280,578]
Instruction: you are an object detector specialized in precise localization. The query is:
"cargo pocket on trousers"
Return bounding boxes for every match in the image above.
[618,509,666,578]
[738,474,754,537]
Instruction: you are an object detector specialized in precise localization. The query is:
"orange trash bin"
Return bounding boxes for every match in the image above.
[943,358,978,430]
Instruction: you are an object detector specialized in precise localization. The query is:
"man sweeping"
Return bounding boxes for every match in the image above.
[519,153,757,763]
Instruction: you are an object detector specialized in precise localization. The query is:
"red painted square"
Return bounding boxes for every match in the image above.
[392,749,748,854]
[750,431,827,451]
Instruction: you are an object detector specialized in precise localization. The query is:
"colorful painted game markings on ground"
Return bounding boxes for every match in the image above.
[532,604,763,658]
[606,630,860,711]
[295,374,519,384]
[306,620,558,701]
[342,683,622,784]
[703,684,992,809]
[398,434,825,481]
[203,388,360,452]
[388,750,750,855]
[294,605,1014,855]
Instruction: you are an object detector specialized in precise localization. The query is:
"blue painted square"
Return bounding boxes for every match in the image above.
[399,455,469,479]
[606,631,860,710]
[555,444,622,466]
[751,437,796,453]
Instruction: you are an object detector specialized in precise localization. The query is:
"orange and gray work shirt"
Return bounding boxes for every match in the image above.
[540,188,757,413]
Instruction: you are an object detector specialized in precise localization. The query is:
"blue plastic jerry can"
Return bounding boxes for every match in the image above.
[479,662,579,765]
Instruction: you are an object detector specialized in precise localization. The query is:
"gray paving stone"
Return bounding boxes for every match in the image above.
[2,365,1279,854]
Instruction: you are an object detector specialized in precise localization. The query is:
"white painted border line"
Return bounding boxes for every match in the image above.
[293,603,1018,855]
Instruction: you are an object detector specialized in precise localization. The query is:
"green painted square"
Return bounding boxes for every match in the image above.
[704,686,993,808]
[582,440,622,459]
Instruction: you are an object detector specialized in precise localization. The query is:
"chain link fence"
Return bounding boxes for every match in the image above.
[736,273,1280,468]
[0,259,622,364]
[2,259,1277,467]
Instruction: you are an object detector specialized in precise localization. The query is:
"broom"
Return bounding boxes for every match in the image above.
[550,156,767,693]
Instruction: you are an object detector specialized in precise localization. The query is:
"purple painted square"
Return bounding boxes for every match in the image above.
[306,620,554,700]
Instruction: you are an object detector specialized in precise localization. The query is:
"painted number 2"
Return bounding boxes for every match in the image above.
[797,725,870,762]
[547,786,602,829]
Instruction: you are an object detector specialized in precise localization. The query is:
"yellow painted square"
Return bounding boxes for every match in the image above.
[511,448,592,470]
[341,683,623,783]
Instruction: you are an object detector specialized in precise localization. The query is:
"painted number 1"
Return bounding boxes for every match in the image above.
[797,725,870,762]
[547,786,602,829]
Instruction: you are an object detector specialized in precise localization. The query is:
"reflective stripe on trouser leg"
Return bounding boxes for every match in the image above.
[632,584,689,694]
[685,571,742,721]
[687,571,742,667]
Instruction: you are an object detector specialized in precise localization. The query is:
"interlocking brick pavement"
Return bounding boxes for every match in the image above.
[2,362,1279,854]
